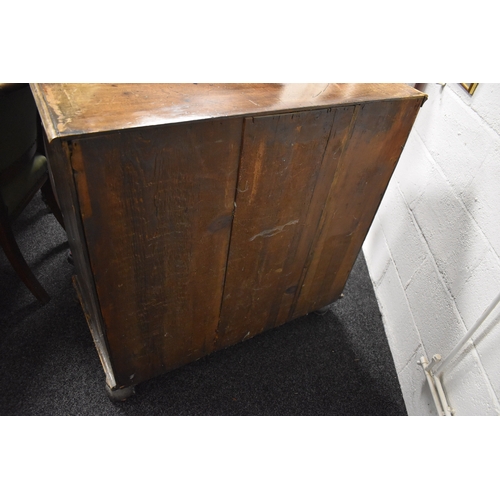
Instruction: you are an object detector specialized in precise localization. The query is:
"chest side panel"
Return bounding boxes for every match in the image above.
[74,118,243,386]
[216,107,355,348]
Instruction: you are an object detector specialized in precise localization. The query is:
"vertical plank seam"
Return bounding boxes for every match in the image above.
[214,117,247,343]
[314,104,366,303]
[266,108,338,328]
[288,104,362,319]
[322,99,424,300]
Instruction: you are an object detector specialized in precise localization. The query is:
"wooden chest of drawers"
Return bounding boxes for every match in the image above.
[31,83,425,399]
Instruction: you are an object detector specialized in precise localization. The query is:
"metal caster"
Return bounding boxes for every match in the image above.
[106,384,136,402]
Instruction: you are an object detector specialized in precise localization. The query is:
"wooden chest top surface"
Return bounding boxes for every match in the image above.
[31,83,424,142]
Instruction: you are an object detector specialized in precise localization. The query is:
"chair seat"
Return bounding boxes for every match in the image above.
[0,153,47,217]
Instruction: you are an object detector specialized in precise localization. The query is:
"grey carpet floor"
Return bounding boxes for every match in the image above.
[0,192,406,415]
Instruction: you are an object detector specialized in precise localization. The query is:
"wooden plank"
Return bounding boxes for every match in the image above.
[75,118,243,387]
[30,83,426,141]
[216,107,355,348]
[43,135,116,387]
[292,97,425,318]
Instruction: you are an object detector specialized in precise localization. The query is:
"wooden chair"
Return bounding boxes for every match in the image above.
[0,83,64,304]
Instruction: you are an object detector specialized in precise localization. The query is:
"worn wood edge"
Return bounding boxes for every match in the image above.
[47,136,120,389]
[72,274,117,389]
[45,95,427,142]
[63,140,120,388]
[34,85,428,143]
[30,83,59,143]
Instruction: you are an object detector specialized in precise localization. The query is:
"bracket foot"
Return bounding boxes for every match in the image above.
[106,384,136,402]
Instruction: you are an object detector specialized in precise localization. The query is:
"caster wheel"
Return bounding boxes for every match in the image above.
[106,384,136,402]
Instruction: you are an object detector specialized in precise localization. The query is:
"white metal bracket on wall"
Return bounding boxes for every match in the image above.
[418,289,500,416]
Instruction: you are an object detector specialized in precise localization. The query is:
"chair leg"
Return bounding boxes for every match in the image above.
[0,218,50,304]
[41,179,65,230]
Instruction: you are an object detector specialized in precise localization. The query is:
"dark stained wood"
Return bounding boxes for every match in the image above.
[292,98,424,318]
[43,135,116,387]
[30,83,426,393]
[216,106,356,348]
[74,119,242,387]
[31,83,424,142]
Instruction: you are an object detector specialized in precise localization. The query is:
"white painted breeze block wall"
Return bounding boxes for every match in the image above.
[363,83,500,416]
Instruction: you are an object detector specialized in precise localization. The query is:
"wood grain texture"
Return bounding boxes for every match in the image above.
[74,119,242,387]
[43,135,116,387]
[291,98,424,318]
[30,83,425,142]
[216,107,355,348]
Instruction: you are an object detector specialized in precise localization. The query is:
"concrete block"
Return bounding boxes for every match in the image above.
[411,163,490,299]
[392,131,436,209]
[362,217,391,287]
[464,146,500,257]
[374,257,422,373]
[414,84,498,196]
[450,83,500,137]
[470,84,500,136]
[454,248,500,330]
[458,254,500,404]
[405,255,466,359]
[442,345,499,415]
[364,82,500,417]
[376,185,428,288]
